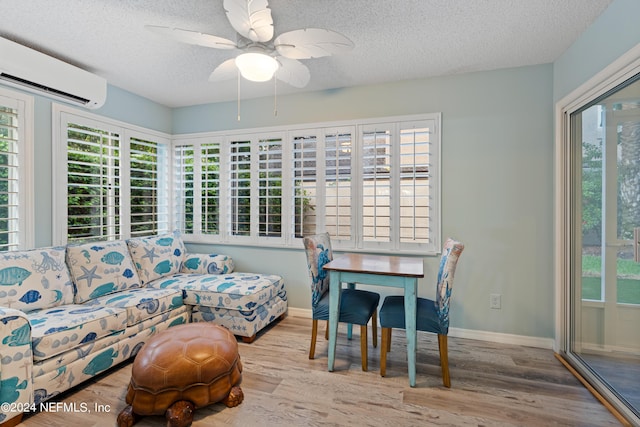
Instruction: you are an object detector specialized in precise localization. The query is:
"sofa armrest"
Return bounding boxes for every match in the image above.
[0,307,33,423]
[181,253,234,275]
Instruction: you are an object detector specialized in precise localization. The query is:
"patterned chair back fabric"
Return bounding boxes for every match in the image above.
[303,233,333,309]
[436,238,465,332]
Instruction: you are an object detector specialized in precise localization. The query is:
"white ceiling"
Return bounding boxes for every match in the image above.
[1,0,613,108]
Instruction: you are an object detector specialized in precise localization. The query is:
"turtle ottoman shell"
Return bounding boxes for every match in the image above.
[125,323,243,416]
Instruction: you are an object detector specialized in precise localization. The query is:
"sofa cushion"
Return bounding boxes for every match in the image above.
[26,304,127,361]
[181,253,234,275]
[191,294,288,337]
[66,240,142,303]
[84,287,184,327]
[0,246,74,313]
[147,272,284,311]
[127,231,186,285]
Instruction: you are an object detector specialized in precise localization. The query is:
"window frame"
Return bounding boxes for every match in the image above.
[0,87,34,250]
[176,113,441,255]
[52,104,172,245]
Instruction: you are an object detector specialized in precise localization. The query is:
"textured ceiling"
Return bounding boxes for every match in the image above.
[0,0,613,108]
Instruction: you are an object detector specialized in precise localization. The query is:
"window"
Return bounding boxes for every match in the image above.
[66,123,121,241]
[129,136,169,237]
[176,113,441,254]
[173,139,222,236]
[361,125,392,244]
[229,139,251,237]
[173,144,195,234]
[54,107,171,244]
[0,88,33,250]
[201,142,221,235]
[292,133,318,238]
[399,123,432,245]
[258,137,283,238]
[324,129,354,244]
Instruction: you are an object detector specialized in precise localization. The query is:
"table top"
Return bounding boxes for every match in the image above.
[323,253,424,278]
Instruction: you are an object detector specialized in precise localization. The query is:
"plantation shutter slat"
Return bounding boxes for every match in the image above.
[325,131,353,242]
[229,140,251,236]
[130,137,169,238]
[399,124,431,244]
[201,142,220,235]
[258,137,283,238]
[173,145,195,234]
[362,125,392,244]
[66,123,121,243]
[0,104,20,251]
[292,133,318,238]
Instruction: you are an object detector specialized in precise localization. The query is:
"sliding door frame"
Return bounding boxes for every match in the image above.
[555,42,640,424]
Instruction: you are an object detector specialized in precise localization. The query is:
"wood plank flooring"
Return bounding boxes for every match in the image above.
[18,316,621,426]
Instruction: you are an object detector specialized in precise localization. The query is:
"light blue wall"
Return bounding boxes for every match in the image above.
[179,64,556,339]
[553,0,640,102]
[95,85,173,134]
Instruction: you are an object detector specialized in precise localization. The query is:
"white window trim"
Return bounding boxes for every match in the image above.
[175,113,442,255]
[52,104,172,245]
[0,87,34,249]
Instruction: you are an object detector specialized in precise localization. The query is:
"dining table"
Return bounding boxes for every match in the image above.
[322,253,425,386]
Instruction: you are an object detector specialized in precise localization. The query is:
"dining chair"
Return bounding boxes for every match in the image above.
[303,232,380,371]
[379,238,464,387]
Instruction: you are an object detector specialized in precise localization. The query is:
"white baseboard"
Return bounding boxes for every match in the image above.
[448,327,554,349]
[287,308,554,350]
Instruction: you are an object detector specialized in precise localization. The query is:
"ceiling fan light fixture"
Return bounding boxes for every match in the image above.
[235,52,279,82]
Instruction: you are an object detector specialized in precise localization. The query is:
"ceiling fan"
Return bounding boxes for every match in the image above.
[145,0,354,88]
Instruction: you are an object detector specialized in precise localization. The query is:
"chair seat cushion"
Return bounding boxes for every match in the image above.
[379,296,445,335]
[313,288,379,325]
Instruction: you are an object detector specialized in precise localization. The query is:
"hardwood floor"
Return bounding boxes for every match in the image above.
[19,316,620,427]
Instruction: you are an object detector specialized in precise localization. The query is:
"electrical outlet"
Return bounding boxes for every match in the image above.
[490,293,501,309]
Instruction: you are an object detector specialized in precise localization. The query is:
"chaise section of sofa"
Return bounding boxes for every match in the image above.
[127,231,288,342]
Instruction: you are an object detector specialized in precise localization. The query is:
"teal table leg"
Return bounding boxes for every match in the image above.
[346,282,355,340]
[328,270,341,372]
[404,277,417,387]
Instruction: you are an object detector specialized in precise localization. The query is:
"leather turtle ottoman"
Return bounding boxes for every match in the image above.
[117,323,244,427]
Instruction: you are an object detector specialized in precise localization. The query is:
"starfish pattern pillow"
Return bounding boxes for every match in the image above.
[126,231,186,285]
[66,240,141,303]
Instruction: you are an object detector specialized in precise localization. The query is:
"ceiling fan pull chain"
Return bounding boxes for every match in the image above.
[237,69,241,121]
[274,76,278,117]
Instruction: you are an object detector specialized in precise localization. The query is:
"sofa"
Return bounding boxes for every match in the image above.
[0,231,286,426]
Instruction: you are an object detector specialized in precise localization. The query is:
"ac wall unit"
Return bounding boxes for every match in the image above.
[0,37,107,109]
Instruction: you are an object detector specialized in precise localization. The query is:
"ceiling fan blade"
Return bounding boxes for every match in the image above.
[208,58,238,82]
[223,0,274,43]
[145,25,237,50]
[275,57,310,88]
[274,28,354,59]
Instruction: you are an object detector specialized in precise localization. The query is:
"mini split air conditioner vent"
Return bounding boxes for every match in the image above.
[0,37,107,109]
[0,72,92,105]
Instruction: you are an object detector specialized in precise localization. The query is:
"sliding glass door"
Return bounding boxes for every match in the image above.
[568,74,640,421]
